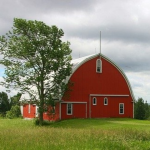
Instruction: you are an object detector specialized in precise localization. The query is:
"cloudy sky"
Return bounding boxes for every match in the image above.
[0,0,150,102]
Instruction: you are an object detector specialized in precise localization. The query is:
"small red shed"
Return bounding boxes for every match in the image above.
[20,54,135,120]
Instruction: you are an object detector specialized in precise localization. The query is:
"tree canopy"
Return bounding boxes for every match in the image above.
[0,18,72,124]
[134,98,150,120]
[0,92,10,116]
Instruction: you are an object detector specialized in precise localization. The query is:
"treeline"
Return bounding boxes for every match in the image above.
[0,92,21,118]
[134,98,150,120]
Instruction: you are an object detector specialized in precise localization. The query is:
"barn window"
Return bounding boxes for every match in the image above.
[93,97,97,105]
[67,103,72,115]
[104,97,108,105]
[119,103,124,114]
[96,59,102,73]
[28,104,31,114]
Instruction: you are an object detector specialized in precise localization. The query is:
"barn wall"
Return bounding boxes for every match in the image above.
[90,96,133,118]
[62,56,133,118]
[23,103,60,121]
[61,103,87,120]
[23,104,36,118]
[43,103,60,121]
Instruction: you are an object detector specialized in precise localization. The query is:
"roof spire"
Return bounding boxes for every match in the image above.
[100,31,101,59]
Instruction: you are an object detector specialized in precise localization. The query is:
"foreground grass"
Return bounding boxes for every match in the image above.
[0,118,150,150]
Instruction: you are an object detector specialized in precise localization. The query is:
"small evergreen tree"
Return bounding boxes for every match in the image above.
[134,98,145,120]
[144,101,150,119]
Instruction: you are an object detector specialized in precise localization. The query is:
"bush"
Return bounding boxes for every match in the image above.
[34,118,51,126]
[34,118,40,125]
[6,105,21,119]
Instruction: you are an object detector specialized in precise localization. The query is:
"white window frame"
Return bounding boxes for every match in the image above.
[96,59,102,73]
[119,103,124,114]
[28,104,31,114]
[93,97,97,105]
[104,97,108,105]
[35,106,39,117]
[67,103,72,115]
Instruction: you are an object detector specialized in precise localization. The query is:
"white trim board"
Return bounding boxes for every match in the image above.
[61,102,87,104]
[90,94,129,97]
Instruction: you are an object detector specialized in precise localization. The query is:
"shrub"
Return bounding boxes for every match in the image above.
[6,105,21,119]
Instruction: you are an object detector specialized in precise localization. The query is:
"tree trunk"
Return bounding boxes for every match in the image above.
[39,107,43,125]
[39,96,44,125]
[39,77,44,125]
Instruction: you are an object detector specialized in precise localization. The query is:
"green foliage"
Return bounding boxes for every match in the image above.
[6,105,21,119]
[0,92,10,116]
[0,18,72,125]
[10,93,21,107]
[144,101,150,119]
[34,117,51,126]
[134,98,150,120]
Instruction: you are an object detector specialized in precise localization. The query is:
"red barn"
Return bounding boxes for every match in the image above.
[20,54,135,120]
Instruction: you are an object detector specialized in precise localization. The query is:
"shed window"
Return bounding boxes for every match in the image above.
[104,97,108,105]
[67,103,72,115]
[96,59,102,73]
[119,103,124,114]
[93,97,97,105]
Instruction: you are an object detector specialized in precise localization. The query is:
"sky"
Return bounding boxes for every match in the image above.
[0,0,150,102]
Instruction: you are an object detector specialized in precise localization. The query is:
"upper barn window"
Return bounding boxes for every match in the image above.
[93,97,97,105]
[104,97,108,105]
[96,59,102,73]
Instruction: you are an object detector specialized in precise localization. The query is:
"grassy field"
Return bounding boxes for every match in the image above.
[0,118,150,150]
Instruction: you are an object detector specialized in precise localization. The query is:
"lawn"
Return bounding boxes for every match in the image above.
[0,118,150,150]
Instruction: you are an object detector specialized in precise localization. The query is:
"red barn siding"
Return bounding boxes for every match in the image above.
[61,103,87,120]
[90,96,133,118]
[23,104,36,118]
[62,56,133,119]
[23,103,60,121]
[43,103,60,121]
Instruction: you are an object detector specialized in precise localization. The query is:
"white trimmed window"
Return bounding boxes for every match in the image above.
[119,103,124,114]
[93,97,97,105]
[28,104,31,114]
[104,97,108,105]
[67,103,72,115]
[96,59,102,73]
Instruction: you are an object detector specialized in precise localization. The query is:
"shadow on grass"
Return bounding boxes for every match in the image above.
[46,118,135,129]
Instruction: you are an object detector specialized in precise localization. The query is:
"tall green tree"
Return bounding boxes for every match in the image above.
[134,98,145,120]
[0,92,10,116]
[0,18,72,124]
[144,101,150,119]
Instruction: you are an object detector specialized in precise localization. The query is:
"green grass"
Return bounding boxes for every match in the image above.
[0,118,150,150]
